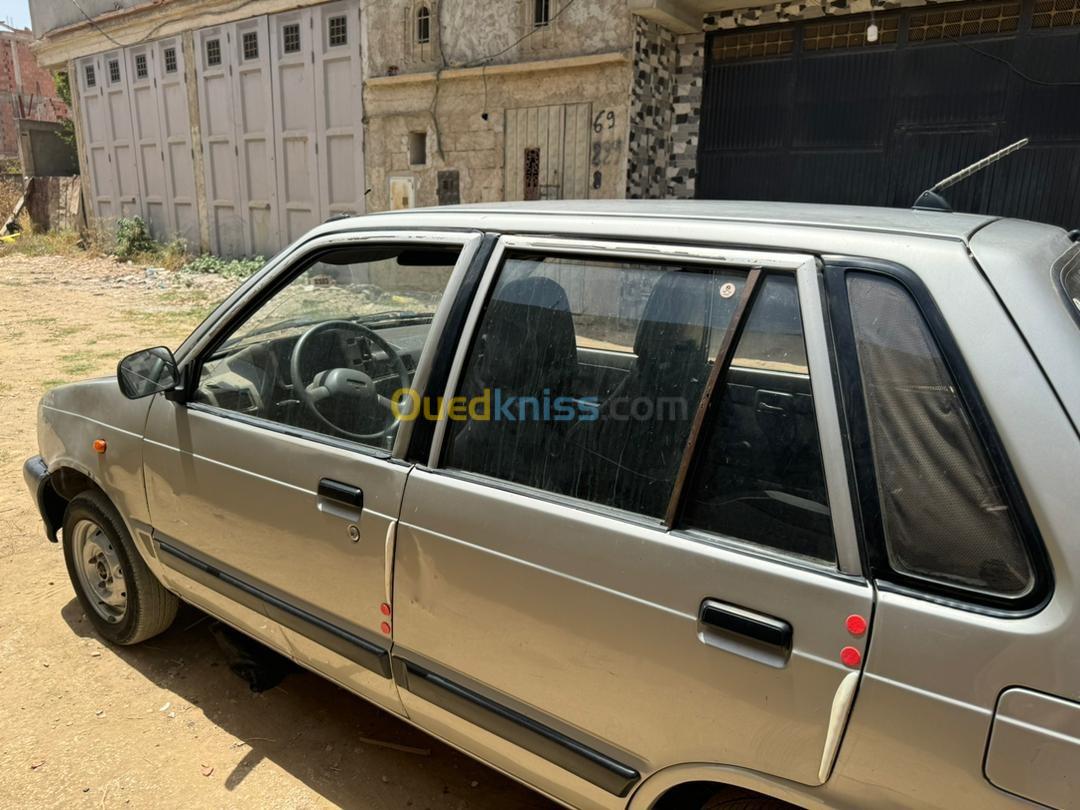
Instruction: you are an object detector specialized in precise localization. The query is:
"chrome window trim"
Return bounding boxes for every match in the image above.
[427,235,863,575]
[176,229,483,461]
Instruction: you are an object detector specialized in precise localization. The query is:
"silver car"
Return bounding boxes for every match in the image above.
[23,201,1080,810]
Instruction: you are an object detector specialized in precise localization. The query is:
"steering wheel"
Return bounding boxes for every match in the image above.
[289,320,411,442]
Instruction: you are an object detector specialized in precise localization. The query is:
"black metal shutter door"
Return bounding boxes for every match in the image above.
[698,0,1080,228]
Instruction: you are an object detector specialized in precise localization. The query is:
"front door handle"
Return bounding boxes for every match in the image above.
[698,599,793,668]
[318,478,364,510]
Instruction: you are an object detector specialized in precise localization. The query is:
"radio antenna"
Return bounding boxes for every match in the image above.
[913,138,1029,212]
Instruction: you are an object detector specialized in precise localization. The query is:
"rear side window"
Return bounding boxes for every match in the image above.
[442,253,744,519]
[847,273,1034,597]
[682,275,834,563]
[442,252,836,564]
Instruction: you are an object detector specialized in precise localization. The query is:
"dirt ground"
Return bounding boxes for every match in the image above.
[0,253,556,810]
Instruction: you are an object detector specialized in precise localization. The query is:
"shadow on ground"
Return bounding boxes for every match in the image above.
[61,599,555,810]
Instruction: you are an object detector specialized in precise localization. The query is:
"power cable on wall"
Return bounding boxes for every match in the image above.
[947,34,1080,87]
[426,0,584,160]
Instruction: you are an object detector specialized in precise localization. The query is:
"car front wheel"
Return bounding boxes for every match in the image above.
[62,490,178,645]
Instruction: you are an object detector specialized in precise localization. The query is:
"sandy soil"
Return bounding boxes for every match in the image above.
[0,254,555,810]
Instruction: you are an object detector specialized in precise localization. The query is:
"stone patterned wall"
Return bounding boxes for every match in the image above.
[666,33,704,199]
[626,17,676,198]
[658,0,967,198]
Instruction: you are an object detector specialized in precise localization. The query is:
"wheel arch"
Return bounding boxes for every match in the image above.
[38,464,103,542]
[627,764,834,810]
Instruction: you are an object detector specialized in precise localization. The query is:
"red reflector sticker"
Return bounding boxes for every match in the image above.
[380,621,391,635]
[845,614,868,636]
[380,603,391,616]
[840,646,862,668]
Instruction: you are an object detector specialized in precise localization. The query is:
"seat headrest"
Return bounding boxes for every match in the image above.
[633,271,715,369]
[474,276,577,392]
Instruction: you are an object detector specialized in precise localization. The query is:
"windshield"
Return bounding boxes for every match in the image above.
[1060,246,1080,326]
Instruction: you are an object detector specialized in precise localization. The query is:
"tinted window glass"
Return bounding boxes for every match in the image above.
[195,246,459,451]
[848,273,1034,596]
[682,275,835,563]
[443,253,747,519]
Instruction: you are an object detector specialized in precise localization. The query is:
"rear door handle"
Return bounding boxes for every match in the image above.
[698,599,793,667]
[317,478,364,511]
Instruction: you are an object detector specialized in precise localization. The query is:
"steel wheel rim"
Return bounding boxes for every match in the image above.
[71,519,127,623]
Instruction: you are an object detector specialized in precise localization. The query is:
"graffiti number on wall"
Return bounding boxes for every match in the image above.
[593,110,616,134]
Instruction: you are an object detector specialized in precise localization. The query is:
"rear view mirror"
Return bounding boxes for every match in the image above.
[117,346,179,400]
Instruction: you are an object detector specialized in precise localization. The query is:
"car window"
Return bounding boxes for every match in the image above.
[681,275,835,564]
[442,252,746,518]
[847,273,1034,597]
[439,250,833,562]
[194,245,460,451]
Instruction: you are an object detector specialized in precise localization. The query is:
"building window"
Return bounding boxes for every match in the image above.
[437,170,460,205]
[84,64,96,88]
[242,31,259,60]
[163,47,178,73]
[206,38,222,66]
[534,0,551,27]
[283,23,302,53]
[524,148,541,201]
[108,59,121,84]
[328,15,348,46]
[134,53,148,79]
[409,131,427,165]
[417,6,431,43]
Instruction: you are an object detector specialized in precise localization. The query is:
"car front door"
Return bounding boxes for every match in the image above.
[390,236,873,808]
[142,230,481,711]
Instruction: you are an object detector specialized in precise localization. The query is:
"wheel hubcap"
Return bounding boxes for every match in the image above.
[71,519,127,623]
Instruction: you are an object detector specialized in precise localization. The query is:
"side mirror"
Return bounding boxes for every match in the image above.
[117,346,179,400]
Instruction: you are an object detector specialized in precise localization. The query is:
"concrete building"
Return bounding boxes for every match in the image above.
[0,23,69,162]
[29,0,645,253]
[26,0,1080,254]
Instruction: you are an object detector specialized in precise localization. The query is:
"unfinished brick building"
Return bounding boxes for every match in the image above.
[0,23,69,161]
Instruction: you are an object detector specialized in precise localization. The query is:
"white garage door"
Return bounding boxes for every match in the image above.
[153,37,199,246]
[75,50,141,226]
[195,1,363,255]
[77,38,198,246]
[195,20,279,257]
[77,1,364,258]
[312,1,365,223]
[126,42,170,240]
[268,8,321,243]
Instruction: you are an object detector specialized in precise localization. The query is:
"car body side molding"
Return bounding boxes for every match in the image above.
[393,656,640,797]
[156,539,391,678]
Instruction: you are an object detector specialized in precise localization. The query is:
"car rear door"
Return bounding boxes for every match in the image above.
[390,236,873,808]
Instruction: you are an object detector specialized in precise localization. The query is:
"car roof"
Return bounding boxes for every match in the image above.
[320,199,1002,242]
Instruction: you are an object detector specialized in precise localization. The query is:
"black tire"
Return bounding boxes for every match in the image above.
[62,490,178,645]
[702,787,798,810]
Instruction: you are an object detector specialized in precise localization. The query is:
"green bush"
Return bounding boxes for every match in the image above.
[114,217,156,260]
[181,254,266,279]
